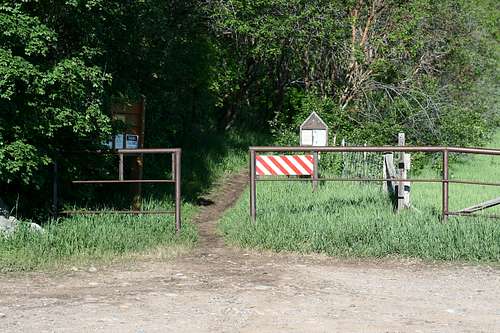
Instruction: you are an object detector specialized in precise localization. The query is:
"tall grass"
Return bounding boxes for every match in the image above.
[0,130,268,272]
[219,132,500,262]
[171,130,269,199]
[0,202,198,272]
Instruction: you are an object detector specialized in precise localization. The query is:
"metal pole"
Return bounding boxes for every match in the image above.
[52,161,58,219]
[312,151,319,192]
[119,153,124,181]
[175,150,182,233]
[363,142,367,178]
[171,153,176,181]
[442,149,449,221]
[250,149,256,223]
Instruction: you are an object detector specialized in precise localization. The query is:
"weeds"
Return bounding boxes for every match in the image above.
[219,133,500,262]
[0,203,197,272]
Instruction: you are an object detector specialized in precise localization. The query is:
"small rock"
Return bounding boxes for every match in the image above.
[0,214,43,236]
[88,266,97,273]
[71,266,78,272]
[0,313,6,318]
[0,216,16,235]
[29,222,44,233]
[254,285,272,291]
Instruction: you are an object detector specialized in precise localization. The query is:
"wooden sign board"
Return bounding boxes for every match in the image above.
[107,96,145,149]
[300,112,328,147]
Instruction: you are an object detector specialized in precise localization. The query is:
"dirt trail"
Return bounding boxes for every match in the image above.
[192,170,248,249]
[0,171,499,332]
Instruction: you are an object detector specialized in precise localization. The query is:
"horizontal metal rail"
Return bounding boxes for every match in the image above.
[54,148,182,232]
[72,179,175,184]
[255,177,500,187]
[256,177,442,183]
[64,148,181,155]
[60,210,175,215]
[250,146,500,155]
[447,212,500,219]
[117,148,181,154]
[446,179,500,187]
[249,145,500,223]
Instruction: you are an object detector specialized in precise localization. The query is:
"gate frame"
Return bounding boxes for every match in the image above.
[249,146,500,223]
[53,148,182,233]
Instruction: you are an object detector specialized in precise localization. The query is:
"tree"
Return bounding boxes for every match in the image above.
[206,0,498,144]
[0,3,110,186]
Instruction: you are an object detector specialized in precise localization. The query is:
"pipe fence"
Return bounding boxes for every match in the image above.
[249,146,500,223]
[53,148,182,233]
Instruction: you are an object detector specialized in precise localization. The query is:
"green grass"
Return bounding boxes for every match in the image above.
[0,129,268,272]
[0,201,198,272]
[181,130,270,198]
[219,132,500,262]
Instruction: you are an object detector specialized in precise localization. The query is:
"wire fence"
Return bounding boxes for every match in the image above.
[339,139,383,179]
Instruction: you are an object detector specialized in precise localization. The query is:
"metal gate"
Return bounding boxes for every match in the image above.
[249,146,500,223]
[53,148,182,233]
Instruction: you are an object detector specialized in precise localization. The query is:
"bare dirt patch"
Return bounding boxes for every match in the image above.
[0,171,499,332]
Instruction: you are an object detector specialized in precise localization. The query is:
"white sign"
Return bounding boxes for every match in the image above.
[299,112,328,147]
[104,134,126,149]
[126,134,139,149]
[301,130,313,146]
[114,134,125,149]
[312,130,327,146]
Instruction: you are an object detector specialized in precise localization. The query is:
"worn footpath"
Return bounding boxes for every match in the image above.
[0,172,499,332]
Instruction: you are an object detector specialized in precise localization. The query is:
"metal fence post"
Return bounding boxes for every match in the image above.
[175,149,182,233]
[442,149,449,222]
[52,161,58,219]
[312,151,319,192]
[173,150,181,232]
[250,149,256,223]
[171,152,176,181]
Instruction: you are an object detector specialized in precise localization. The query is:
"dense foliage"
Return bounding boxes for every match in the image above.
[0,0,498,217]
[0,3,110,185]
[208,0,499,145]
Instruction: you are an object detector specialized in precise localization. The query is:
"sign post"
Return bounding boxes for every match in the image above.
[110,95,146,211]
[299,112,328,191]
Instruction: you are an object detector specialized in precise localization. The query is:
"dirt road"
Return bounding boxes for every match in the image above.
[1,172,499,332]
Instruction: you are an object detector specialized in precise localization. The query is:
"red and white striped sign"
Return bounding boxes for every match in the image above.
[256,155,314,176]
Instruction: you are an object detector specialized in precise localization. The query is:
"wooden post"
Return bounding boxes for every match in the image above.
[403,152,411,208]
[131,155,143,211]
[119,153,124,181]
[132,96,146,211]
[383,153,395,194]
[382,154,388,193]
[397,133,411,211]
[397,134,405,211]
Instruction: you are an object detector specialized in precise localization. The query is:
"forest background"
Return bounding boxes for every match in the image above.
[0,0,498,219]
